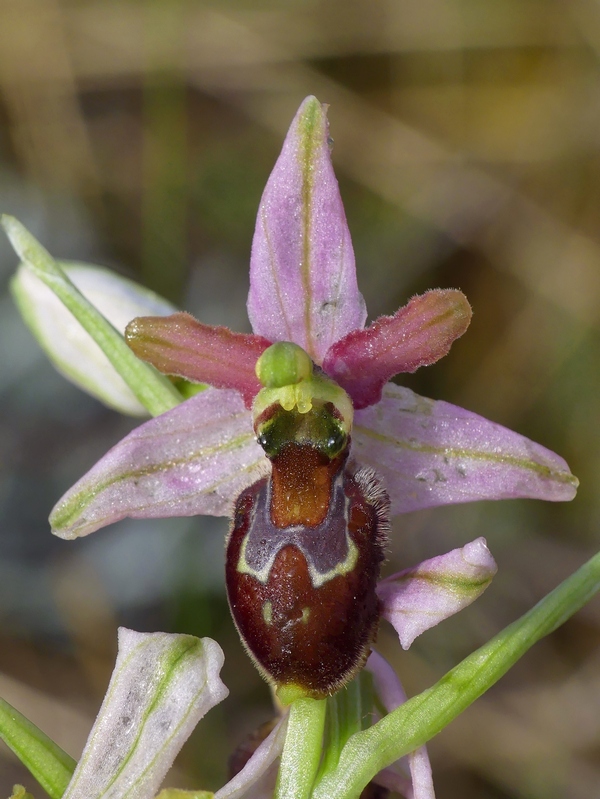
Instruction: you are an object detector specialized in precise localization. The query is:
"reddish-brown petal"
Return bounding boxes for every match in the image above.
[126,312,271,407]
[322,289,472,409]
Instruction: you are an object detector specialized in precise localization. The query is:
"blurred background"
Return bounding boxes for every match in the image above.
[0,0,599,796]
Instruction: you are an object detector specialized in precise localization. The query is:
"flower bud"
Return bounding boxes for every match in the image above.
[11,262,176,415]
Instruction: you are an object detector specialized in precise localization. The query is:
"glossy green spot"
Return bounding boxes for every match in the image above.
[253,371,354,445]
[256,342,313,388]
[301,607,311,624]
[256,404,348,461]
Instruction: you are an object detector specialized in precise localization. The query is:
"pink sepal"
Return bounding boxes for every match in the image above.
[377,537,497,649]
[353,384,578,515]
[50,388,268,539]
[247,97,366,362]
[367,651,436,799]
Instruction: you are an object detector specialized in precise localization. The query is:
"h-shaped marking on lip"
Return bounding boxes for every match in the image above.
[237,471,358,588]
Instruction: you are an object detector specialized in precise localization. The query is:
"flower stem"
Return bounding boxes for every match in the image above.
[313,548,600,799]
[318,672,374,781]
[275,697,326,799]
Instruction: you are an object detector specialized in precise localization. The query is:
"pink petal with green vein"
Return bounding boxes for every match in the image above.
[353,383,578,515]
[323,289,472,409]
[377,537,497,649]
[50,388,268,539]
[247,96,366,362]
[214,715,288,799]
[367,651,435,799]
[126,312,271,408]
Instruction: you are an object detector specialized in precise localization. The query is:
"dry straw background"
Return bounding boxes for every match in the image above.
[0,1,599,797]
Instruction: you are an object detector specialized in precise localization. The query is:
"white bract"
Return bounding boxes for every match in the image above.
[63,628,228,799]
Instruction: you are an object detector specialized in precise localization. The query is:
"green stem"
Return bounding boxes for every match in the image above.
[275,698,326,799]
[318,672,374,781]
[313,549,600,799]
[0,697,76,799]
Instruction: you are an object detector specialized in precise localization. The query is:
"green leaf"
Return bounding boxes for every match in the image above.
[313,548,600,799]
[0,697,76,799]
[2,215,182,417]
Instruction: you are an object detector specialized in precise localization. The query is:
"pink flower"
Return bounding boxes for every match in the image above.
[45,95,578,799]
[49,96,576,650]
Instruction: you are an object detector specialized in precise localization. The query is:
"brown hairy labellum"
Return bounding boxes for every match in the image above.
[226,440,389,700]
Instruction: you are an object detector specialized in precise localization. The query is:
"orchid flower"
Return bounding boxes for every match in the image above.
[45,97,574,650]
[1,626,288,799]
[1,96,579,799]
